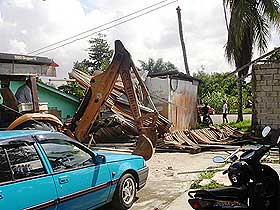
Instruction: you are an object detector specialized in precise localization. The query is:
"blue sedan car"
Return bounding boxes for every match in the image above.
[0,130,148,210]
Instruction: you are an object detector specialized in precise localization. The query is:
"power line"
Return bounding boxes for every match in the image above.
[28,0,176,55]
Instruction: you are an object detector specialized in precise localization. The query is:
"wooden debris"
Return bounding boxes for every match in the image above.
[158,125,253,153]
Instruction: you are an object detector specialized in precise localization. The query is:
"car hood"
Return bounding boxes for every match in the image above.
[97,152,143,163]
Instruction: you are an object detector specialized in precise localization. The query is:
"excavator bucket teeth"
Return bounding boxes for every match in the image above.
[132,134,154,161]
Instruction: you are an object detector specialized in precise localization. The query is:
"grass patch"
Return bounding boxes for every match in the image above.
[196,122,210,129]
[261,159,279,164]
[230,108,252,114]
[199,180,225,190]
[200,170,217,179]
[190,180,225,190]
[243,108,252,114]
[190,179,202,189]
[227,120,251,132]
[190,169,224,190]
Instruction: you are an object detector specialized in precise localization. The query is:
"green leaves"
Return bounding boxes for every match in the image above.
[138,58,178,75]
[224,0,280,67]
[59,33,113,98]
[193,70,251,113]
[88,33,113,73]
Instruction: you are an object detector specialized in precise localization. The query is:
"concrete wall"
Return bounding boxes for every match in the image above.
[145,77,199,131]
[252,63,280,130]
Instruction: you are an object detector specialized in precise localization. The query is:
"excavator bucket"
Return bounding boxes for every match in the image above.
[132,134,154,161]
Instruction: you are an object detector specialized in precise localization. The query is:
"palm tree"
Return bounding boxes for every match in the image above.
[223,0,280,122]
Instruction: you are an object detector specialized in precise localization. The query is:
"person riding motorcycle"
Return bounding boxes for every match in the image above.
[202,103,213,125]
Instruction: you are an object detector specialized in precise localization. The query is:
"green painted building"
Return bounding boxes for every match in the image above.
[10,81,80,122]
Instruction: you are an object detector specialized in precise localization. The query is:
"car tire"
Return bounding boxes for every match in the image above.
[111,173,136,210]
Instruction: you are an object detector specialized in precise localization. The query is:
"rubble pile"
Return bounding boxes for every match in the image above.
[69,69,253,153]
[159,125,252,152]
[69,69,172,143]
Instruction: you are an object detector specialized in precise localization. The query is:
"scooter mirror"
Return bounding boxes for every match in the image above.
[262,126,271,138]
[213,156,225,163]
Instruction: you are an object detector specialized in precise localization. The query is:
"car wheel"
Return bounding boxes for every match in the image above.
[112,173,136,210]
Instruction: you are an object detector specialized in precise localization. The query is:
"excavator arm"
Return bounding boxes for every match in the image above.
[68,40,158,160]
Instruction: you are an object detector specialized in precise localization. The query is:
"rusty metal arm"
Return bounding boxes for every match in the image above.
[70,41,125,142]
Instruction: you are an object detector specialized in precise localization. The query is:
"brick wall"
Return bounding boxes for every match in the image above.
[252,63,280,130]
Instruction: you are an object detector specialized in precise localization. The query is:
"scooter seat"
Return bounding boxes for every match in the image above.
[194,186,248,201]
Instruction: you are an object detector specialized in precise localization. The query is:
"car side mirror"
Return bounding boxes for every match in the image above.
[95,154,106,164]
[213,156,225,163]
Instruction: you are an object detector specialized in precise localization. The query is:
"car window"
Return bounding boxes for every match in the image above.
[40,139,94,172]
[0,147,13,184]
[4,143,46,180]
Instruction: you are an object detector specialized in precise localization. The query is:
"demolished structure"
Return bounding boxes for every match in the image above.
[65,40,172,160]
[68,43,251,154]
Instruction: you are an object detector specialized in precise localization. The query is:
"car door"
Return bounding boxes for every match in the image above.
[39,138,111,210]
[0,140,58,210]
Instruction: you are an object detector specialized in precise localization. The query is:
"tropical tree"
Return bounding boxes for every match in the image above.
[138,58,178,75]
[223,0,280,122]
[72,59,91,73]
[59,34,113,97]
[88,33,113,73]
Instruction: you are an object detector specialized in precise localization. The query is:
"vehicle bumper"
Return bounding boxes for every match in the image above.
[137,166,149,190]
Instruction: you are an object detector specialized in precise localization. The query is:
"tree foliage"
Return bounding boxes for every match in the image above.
[138,58,178,75]
[88,33,113,73]
[72,59,91,73]
[58,82,84,98]
[59,34,113,98]
[193,71,251,113]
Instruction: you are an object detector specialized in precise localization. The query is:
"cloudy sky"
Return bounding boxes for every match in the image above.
[0,0,280,79]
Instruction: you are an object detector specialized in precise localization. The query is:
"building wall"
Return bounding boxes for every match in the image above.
[145,77,170,118]
[10,81,79,121]
[145,77,199,131]
[37,87,79,121]
[252,63,280,130]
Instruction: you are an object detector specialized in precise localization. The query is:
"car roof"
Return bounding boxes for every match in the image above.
[0,130,52,140]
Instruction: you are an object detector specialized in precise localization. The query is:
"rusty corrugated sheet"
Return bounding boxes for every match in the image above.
[145,76,199,132]
[169,79,198,131]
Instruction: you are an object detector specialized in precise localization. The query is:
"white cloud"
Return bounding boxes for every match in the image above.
[13,0,33,9]
[0,0,279,80]
[9,39,27,54]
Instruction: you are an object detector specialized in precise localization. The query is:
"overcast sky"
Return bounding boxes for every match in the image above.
[0,0,280,79]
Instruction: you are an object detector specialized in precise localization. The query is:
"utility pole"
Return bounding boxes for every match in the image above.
[176,6,190,75]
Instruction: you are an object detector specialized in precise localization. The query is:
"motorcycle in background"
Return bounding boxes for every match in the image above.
[188,126,280,210]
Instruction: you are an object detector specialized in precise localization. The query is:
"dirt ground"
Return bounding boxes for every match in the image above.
[98,151,227,210]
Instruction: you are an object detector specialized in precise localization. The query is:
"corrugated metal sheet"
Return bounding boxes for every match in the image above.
[145,76,198,131]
